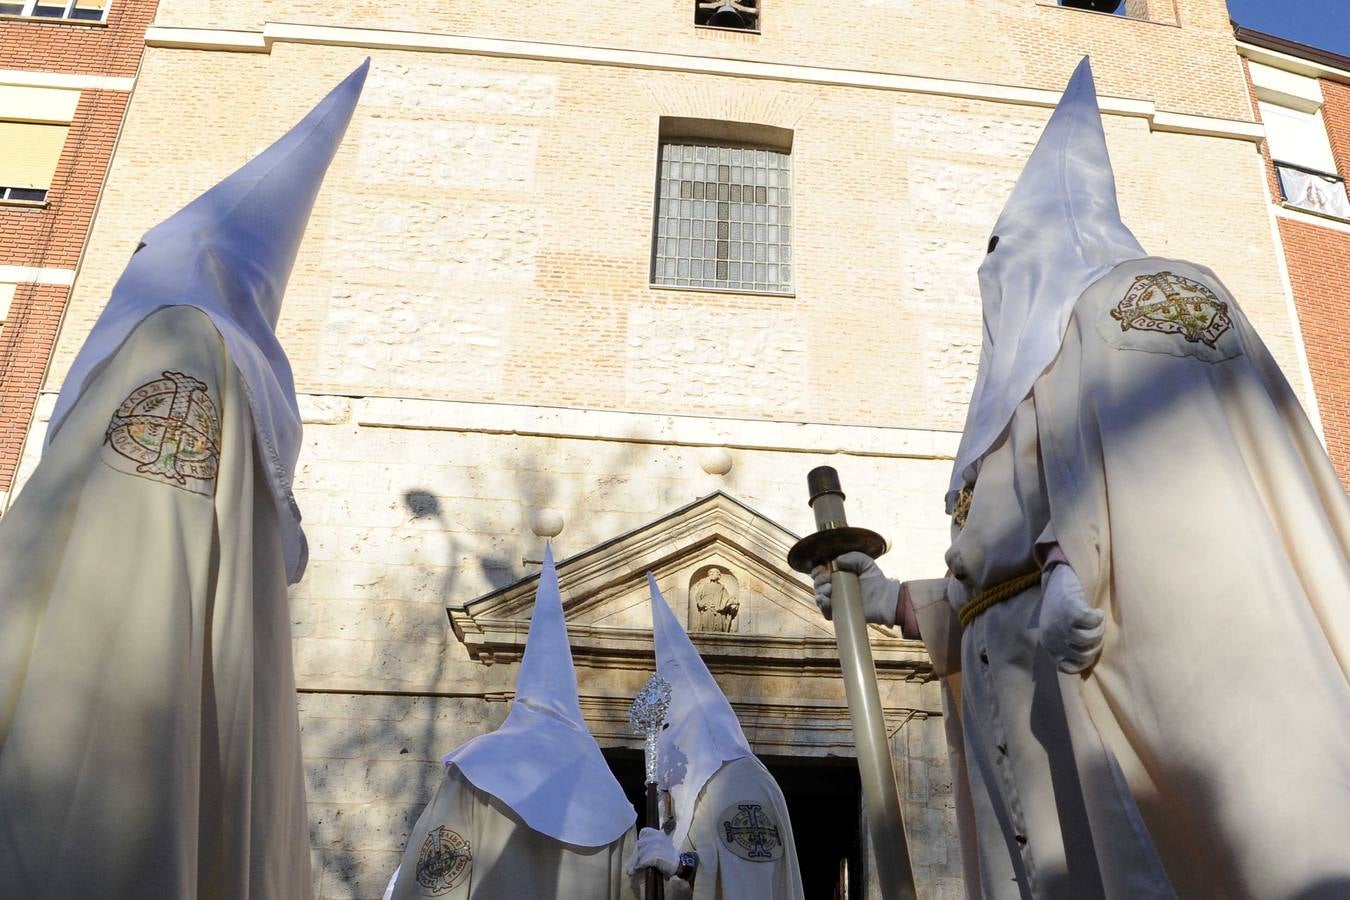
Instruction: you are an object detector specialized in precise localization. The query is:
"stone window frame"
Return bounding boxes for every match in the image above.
[694,1,761,35]
[1039,0,1179,27]
[649,117,795,297]
[0,0,109,24]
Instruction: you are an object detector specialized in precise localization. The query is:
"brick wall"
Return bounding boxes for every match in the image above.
[0,91,128,270]
[0,0,156,494]
[1242,52,1350,488]
[0,284,67,486]
[0,0,156,76]
[1321,80,1350,181]
[1275,76,1350,486]
[1278,217,1350,485]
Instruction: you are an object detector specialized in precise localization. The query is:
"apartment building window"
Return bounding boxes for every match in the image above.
[1259,100,1350,220]
[652,137,792,294]
[0,121,68,204]
[0,0,108,21]
[695,1,759,32]
[0,285,13,341]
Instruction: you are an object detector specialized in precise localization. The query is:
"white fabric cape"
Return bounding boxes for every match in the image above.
[443,545,635,847]
[0,307,312,899]
[647,573,754,851]
[682,756,804,900]
[948,56,1146,510]
[46,61,368,583]
[384,767,633,899]
[1035,257,1350,899]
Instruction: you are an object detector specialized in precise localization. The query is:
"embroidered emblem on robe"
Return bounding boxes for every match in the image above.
[720,801,784,862]
[1111,271,1233,348]
[103,371,220,496]
[952,486,974,530]
[415,826,472,894]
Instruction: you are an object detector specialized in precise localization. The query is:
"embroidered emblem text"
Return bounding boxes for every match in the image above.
[1111,271,1232,348]
[415,826,472,894]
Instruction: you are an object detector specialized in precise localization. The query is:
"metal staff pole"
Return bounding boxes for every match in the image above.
[788,465,916,900]
[629,673,672,900]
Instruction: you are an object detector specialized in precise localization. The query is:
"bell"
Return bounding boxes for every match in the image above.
[707,3,749,28]
[1060,0,1122,12]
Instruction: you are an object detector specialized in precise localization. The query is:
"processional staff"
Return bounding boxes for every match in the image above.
[628,672,673,900]
[789,466,916,900]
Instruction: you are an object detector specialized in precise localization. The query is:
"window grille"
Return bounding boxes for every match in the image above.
[695,1,759,32]
[652,142,792,294]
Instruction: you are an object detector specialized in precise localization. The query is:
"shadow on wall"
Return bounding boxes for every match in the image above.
[306,439,667,899]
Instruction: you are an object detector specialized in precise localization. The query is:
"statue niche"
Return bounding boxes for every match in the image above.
[689,565,741,633]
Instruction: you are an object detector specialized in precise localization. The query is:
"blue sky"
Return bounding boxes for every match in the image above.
[1227,0,1350,58]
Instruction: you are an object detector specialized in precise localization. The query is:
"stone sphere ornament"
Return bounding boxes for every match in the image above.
[530,508,565,538]
[699,447,734,476]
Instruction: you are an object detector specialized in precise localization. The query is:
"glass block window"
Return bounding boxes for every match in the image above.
[652,143,792,293]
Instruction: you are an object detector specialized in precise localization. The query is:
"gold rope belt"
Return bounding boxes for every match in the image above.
[958,569,1042,629]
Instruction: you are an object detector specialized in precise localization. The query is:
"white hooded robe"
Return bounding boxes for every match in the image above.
[647,575,805,900]
[912,58,1176,900]
[386,547,637,899]
[1033,256,1350,899]
[0,63,368,899]
[925,55,1350,900]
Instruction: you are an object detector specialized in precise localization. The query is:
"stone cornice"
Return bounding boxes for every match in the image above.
[143,22,1265,143]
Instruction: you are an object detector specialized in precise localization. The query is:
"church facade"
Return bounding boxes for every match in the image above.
[4,1,1325,897]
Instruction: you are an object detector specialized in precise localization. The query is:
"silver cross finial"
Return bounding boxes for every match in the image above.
[628,672,672,784]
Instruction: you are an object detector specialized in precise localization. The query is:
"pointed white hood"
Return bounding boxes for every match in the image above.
[948,57,1147,509]
[648,573,754,849]
[47,61,370,583]
[445,545,636,847]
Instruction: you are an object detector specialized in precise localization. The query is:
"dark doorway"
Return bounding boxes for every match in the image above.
[605,749,863,899]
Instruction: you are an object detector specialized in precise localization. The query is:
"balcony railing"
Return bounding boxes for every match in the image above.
[1275,160,1350,221]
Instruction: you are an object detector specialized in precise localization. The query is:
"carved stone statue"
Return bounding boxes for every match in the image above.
[690,567,740,633]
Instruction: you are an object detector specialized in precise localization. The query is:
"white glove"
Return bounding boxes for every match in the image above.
[1039,564,1105,674]
[811,551,900,626]
[625,827,679,878]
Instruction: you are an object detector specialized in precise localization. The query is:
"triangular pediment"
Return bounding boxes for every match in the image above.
[449,492,928,674]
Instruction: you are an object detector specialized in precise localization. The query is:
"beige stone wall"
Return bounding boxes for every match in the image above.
[287,408,953,694]
[52,45,1297,431]
[277,399,962,897]
[150,0,1249,119]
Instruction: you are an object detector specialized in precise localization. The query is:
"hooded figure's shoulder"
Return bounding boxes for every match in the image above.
[1077,256,1246,364]
[693,757,792,846]
[126,305,228,359]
